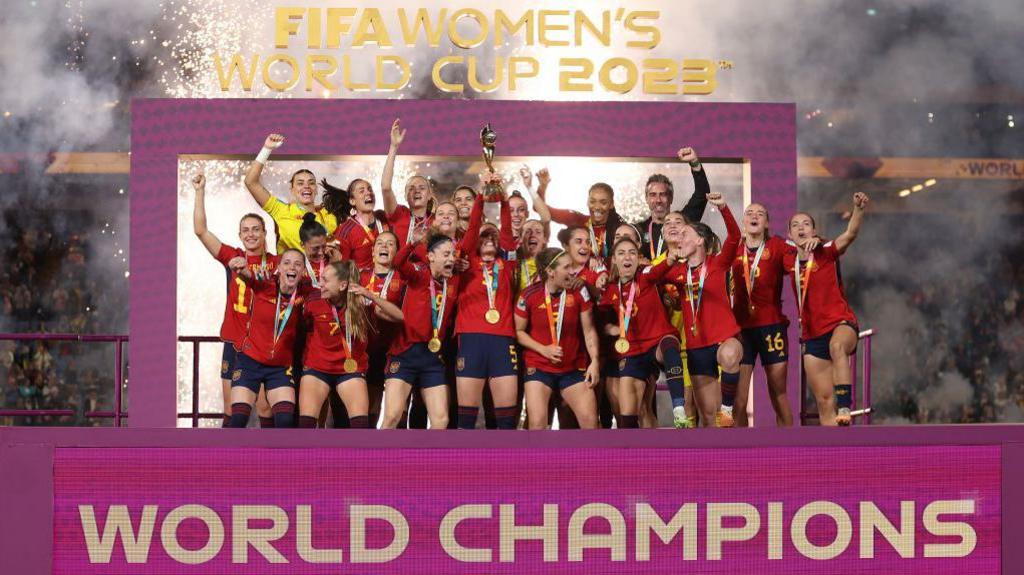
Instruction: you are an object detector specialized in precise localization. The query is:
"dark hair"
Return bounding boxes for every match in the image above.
[280,247,306,262]
[557,225,588,247]
[535,247,567,283]
[789,211,815,229]
[299,213,327,245]
[645,174,674,201]
[589,182,614,197]
[453,185,477,199]
[320,178,371,220]
[616,223,642,242]
[427,231,453,252]
[239,213,266,230]
[289,169,315,186]
[508,190,527,204]
[687,222,721,254]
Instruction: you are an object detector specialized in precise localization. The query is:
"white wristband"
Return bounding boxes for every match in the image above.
[255,146,273,164]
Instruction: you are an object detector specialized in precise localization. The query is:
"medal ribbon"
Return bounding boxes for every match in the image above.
[305,256,324,288]
[272,288,297,351]
[544,289,568,345]
[686,263,708,331]
[742,240,766,302]
[329,303,353,362]
[482,261,499,312]
[794,252,814,323]
[588,219,606,258]
[429,277,448,342]
[648,220,665,260]
[617,280,637,342]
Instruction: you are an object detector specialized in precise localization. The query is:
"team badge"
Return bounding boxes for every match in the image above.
[667,366,683,376]
[618,359,627,371]
[457,357,465,372]
[389,361,401,374]
[231,369,242,382]
[221,361,229,373]
[526,367,536,376]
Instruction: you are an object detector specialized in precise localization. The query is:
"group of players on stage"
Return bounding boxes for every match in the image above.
[193,119,869,430]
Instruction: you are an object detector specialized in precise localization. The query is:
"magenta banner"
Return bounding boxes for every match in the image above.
[53,445,999,574]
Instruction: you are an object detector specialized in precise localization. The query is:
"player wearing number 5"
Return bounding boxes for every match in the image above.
[729,204,793,427]
[192,174,279,427]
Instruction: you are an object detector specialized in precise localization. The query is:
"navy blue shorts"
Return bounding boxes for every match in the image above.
[457,333,518,379]
[740,323,789,366]
[687,344,721,378]
[231,352,294,393]
[301,368,365,388]
[604,356,622,379]
[220,343,239,379]
[801,322,858,361]
[385,343,447,389]
[619,344,661,381]
[524,367,586,390]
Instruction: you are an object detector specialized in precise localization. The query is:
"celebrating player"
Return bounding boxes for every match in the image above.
[298,260,402,429]
[226,249,309,428]
[245,134,337,253]
[784,192,869,426]
[731,203,793,427]
[381,119,434,245]
[380,232,460,429]
[666,192,743,428]
[360,231,405,427]
[192,173,278,427]
[599,237,687,428]
[516,248,602,429]
[454,188,520,429]
[322,177,390,269]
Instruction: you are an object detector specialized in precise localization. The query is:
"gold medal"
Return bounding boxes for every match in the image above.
[343,358,358,373]
[614,338,630,354]
[428,338,442,353]
[485,309,500,324]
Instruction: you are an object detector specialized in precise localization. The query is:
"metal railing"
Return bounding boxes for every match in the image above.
[800,328,874,425]
[177,335,228,427]
[0,333,128,426]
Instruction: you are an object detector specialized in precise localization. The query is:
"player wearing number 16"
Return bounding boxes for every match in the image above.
[191,174,279,427]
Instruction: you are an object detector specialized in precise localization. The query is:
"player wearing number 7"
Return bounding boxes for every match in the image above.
[192,173,279,427]
[729,203,794,428]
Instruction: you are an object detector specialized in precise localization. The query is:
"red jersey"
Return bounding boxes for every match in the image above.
[302,297,370,374]
[665,204,742,350]
[334,210,390,269]
[238,278,308,367]
[516,283,593,372]
[548,206,609,260]
[359,268,405,353]
[389,205,434,247]
[214,245,279,345]
[456,195,518,336]
[782,240,857,340]
[390,242,460,356]
[730,235,789,329]
[598,260,676,359]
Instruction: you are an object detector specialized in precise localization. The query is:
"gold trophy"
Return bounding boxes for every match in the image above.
[480,123,503,201]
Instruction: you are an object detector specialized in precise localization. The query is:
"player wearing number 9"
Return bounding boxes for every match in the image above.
[192,173,279,428]
[729,203,794,428]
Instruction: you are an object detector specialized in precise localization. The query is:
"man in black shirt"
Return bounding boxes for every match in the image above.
[637,147,710,260]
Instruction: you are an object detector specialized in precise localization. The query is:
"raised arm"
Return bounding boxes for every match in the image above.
[461,193,486,255]
[530,168,553,226]
[834,192,869,254]
[393,241,420,282]
[708,193,742,268]
[380,119,405,216]
[244,134,283,208]
[678,147,710,224]
[191,174,222,257]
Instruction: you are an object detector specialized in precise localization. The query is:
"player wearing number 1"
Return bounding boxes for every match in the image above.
[192,174,279,427]
[730,204,793,427]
